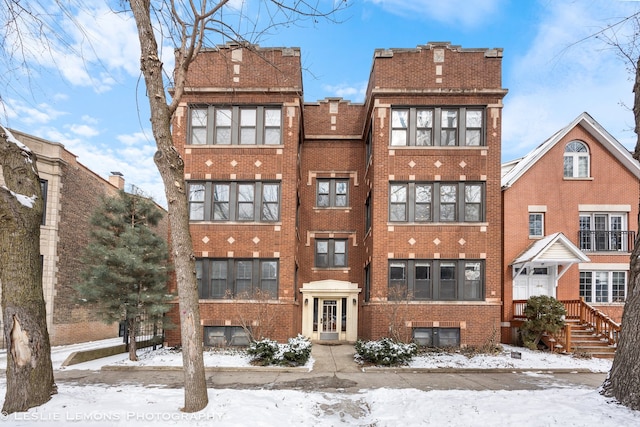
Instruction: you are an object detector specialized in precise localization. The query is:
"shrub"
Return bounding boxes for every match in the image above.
[247,335,312,367]
[520,295,566,350]
[355,337,417,366]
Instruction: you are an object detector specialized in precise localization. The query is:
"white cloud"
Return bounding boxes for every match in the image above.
[117,131,153,146]
[322,82,368,102]
[366,0,504,27]
[6,99,67,125]
[502,1,637,161]
[68,123,100,138]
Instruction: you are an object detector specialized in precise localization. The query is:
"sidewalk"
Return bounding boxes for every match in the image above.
[51,342,608,393]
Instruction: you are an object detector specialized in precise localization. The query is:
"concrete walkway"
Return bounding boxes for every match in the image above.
[53,343,608,393]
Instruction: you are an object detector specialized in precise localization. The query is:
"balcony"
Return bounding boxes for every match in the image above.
[577,230,635,252]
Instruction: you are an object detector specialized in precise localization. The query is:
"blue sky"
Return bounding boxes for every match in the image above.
[2,0,639,206]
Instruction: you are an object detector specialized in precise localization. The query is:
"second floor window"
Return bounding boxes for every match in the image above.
[317,179,349,207]
[579,213,631,252]
[390,182,484,223]
[315,239,347,268]
[390,107,484,147]
[529,213,544,238]
[189,106,282,146]
[188,181,280,222]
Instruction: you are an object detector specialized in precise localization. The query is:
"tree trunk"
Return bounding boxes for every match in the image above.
[0,128,56,414]
[601,55,640,410]
[129,0,208,412]
[128,318,138,362]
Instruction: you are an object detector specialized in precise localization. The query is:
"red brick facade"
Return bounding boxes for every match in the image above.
[501,114,640,343]
[169,42,507,348]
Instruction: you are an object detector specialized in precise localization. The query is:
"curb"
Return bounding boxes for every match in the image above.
[101,365,311,373]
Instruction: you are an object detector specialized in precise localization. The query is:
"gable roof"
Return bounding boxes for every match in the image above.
[502,112,640,189]
[511,232,590,267]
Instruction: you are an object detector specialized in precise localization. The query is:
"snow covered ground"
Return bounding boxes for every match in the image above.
[1,339,638,426]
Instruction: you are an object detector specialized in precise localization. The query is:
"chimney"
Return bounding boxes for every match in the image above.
[109,172,125,190]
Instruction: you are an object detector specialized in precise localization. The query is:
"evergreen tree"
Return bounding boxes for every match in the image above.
[76,190,172,361]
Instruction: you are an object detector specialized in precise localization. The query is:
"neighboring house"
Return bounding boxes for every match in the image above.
[168,41,506,348]
[1,130,167,346]
[501,112,640,344]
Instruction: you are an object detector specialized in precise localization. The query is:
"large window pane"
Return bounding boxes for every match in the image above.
[237,184,255,220]
[389,262,407,299]
[391,110,408,146]
[189,183,205,220]
[317,181,330,207]
[416,109,433,146]
[211,260,228,298]
[439,262,456,299]
[390,185,407,221]
[334,240,346,267]
[213,184,230,220]
[441,110,458,146]
[191,109,208,145]
[612,272,626,302]
[261,261,278,298]
[335,181,348,207]
[262,184,279,221]
[415,185,432,221]
[240,109,257,145]
[315,241,329,267]
[463,262,481,299]
[414,262,431,299]
[464,184,482,221]
[440,185,457,221]
[465,110,482,146]
[580,272,592,302]
[215,108,232,144]
[236,261,253,296]
[264,109,282,145]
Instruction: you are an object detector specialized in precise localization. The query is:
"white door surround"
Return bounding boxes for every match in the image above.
[300,280,360,342]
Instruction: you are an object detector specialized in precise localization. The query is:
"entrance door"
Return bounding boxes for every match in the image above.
[319,299,339,340]
[513,267,554,299]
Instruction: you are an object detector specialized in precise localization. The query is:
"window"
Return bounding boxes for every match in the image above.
[413,328,461,347]
[316,179,349,207]
[579,213,629,252]
[564,141,589,178]
[365,194,372,233]
[580,271,626,303]
[529,213,544,237]
[315,239,347,268]
[203,326,250,347]
[389,182,484,223]
[390,107,484,146]
[188,106,282,145]
[188,181,280,222]
[196,259,278,299]
[40,179,48,225]
[388,260,484,301]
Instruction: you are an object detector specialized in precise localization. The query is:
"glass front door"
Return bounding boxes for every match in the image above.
[319,299,339,340]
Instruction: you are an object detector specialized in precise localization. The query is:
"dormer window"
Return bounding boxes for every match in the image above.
[563,141,589,178]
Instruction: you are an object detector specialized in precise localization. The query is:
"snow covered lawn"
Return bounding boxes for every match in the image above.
[1,340,638,426]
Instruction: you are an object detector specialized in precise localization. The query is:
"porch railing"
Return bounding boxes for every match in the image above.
[512,299,621,351]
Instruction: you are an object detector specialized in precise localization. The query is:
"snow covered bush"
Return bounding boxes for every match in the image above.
[355,337,417,366]
[520,295,567,350]
[247,335,312,366]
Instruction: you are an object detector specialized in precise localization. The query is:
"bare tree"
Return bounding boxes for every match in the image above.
[597,12,640,410]
[1,0,345,413]
[0,126,56,414]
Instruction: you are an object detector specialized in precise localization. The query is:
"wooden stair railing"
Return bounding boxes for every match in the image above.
[512,299,620,353]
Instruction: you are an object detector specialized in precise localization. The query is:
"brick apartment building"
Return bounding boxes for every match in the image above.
[501,113,640,344]
[168,41,507,348]
[2,130,167,345]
